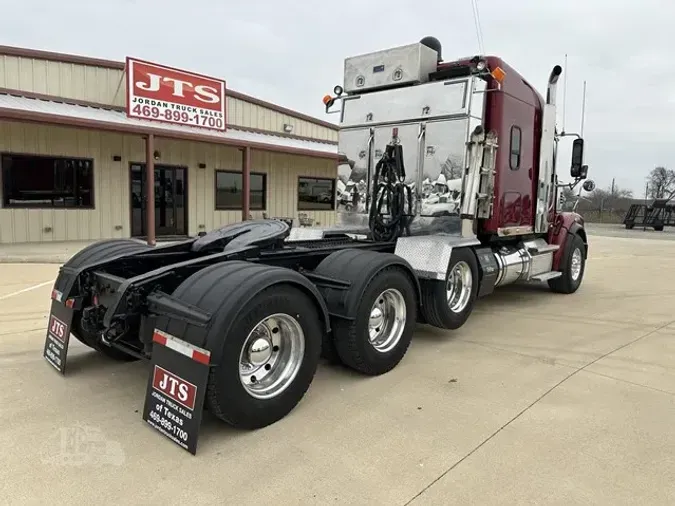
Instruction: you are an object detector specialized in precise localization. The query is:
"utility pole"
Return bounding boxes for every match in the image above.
[610,178,615,214]
[580,80,587,137]
[562,53,568,132]
[644,182,649,231]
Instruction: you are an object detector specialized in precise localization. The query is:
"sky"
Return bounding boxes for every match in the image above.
[2,0,673,196]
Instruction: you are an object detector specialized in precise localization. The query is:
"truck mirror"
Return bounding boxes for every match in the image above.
[570,138,584,178]
[582,179,596,192]
[580,165,588,179]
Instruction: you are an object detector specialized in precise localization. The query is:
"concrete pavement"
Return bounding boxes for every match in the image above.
[0,230,674,505]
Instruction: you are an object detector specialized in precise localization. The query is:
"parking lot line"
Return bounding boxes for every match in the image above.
[0,280,54,301]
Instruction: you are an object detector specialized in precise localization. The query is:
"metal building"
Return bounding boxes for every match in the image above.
[0,45,339,245]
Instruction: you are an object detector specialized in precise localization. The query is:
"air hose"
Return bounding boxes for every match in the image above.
[368,142,414,242]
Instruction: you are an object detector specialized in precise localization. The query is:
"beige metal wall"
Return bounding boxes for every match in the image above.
[0,54,338,142]
[0,121,337,244]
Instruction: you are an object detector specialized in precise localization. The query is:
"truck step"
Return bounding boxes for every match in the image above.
[535,244,560,254]
[527,244,560,255]
[531,271,563,282]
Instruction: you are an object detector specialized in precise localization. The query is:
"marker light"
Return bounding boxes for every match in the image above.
[491,66,506,83]
[333,85,344,96]
[475,59,487,71]
[322,94,333,105]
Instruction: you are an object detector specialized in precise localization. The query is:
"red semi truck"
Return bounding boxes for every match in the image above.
[324,36,595,313]
[43,36,595,453]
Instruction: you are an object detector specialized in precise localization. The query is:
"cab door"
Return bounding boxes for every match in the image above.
[498,98,536,229]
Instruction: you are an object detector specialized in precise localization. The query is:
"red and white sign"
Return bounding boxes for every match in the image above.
[126,57,226,131]
[48,315,67,342]
[152,365,198,411]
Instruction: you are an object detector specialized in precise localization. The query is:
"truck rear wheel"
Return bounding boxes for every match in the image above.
[549,233,586,294]
[155,262,325,430]
[313,249,418,376]
[419,247,479,330]
[332,266,417,376]
[207,284,322,429]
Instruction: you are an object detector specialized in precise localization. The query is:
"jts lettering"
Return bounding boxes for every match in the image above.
[49,316,67,341]
[158,373,190,402]
[135,74,220,104]
[152,366,197,410]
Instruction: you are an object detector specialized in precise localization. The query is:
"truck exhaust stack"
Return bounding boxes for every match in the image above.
[547,65,563,105]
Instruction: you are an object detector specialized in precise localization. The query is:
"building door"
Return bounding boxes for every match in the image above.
[130,163,188,237]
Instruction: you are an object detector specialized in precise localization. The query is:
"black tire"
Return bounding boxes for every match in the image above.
[156,262,323,430]
[625,223,634,230]
[419,247,479,330]
[654,225,664,232]
[63,239,151,270]
[70,312,139,361]
[312,249,419,375]
[207,285,322,429]
[331,265,417,376]
[61,239,151,359]
[548,233,586,294]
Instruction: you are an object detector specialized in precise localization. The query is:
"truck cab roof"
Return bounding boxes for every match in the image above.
[434,56,545,112]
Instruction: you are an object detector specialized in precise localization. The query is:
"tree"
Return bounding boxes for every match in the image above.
[560,186,576,201]
[557,186,576,211]
[440,154,463,180]
[646,166,675,199]
[586,184,633,212]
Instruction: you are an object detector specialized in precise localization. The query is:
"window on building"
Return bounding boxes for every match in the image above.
[509,126,522,170]
[1,153,94,208]
[215,170,266,210]
[298,177,336,210]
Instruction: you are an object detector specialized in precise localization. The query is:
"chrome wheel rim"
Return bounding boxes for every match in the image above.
[446,261,473,313]
[570,248,583,281]
[368,288,407,353]
[238,313,305,400]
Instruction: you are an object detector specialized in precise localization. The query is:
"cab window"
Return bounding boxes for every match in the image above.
[509,126,521,170]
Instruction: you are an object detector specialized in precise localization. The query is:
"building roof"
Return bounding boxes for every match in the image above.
[0,92,338,159]
[0,44,338,131]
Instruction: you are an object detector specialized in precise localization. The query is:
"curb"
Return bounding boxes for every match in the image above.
[0,255,72,264]
[0,239,182,265]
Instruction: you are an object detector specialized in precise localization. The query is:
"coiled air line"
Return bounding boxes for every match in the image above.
[368,140,414,242]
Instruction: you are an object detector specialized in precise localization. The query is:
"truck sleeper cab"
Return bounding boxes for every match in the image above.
[43,37,594,442]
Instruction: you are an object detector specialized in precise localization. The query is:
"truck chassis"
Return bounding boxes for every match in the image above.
[44,215,587,453]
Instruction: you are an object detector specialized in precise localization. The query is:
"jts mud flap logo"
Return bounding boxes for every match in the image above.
[43,300,74,374]
[152,366,197,411]
[49,315,67,342]
[142,334,210,455]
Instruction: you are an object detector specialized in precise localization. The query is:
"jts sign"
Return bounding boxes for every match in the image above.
[126,57,226,131]
[142,329,211,455]
[152,366,197,411]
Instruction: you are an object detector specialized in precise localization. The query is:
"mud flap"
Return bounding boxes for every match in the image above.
[142,329,211,455]
[43,296,75,374]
